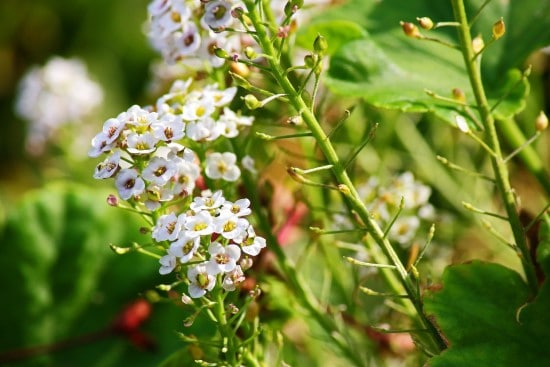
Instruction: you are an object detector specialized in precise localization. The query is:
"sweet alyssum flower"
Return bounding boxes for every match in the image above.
[16,56,103,155]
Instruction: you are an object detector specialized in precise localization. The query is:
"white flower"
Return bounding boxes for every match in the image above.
[126,132,158,155]
[185,118,223,141]
[182,96,215,121]
[89,132,114,158]
[152,114,185,141]
[389,216,420,244]
[242,155,257,174]
[239,226,267,256]
[102,117,126,144]
[115,168,145,200]
[93,151,120,179]
[124,105,158,130]
[152,212,185,242]
[170,233,200,263]
[222,265,245,291]
[221,107,253,127]
[205,152,241,181]
[159,252,177,275]
[222,198,252,217]
[214,213,249,240]
[142,156,177,186]
[201,1,233,30]
[203,85,237,107]
[205,242,241,275]
[184,210,215,238]
[16,57,103,153]
[144,183,175,211]
[187,264,216,298]
[169,24,202,60]
[190,190,225,212]
[172,159,200,195]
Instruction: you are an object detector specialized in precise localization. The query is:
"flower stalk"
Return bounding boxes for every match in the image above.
[450,0,539,294]
[243,0,447,354]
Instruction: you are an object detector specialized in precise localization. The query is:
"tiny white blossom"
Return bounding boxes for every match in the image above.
[242,155,257,174]
[152,114,185,141]
[102,117,126,144]
[115,168,145,200]
[182,97,215,121]
[205,152,241,181]
[190,190,225,212]
[214,213,249,240]
[171,233,200,263]
[184,210,215,238]
[239,226,267,256]
[389,216,420,244]
[126,132,158,155]
[222,198,251,217]
[142,156,177,186]
[172,159,200,195]
[203,85,237,107]
[89,132,114,157]
[222,265,245,291]
[93,151,120,179]
[152,212,185,242]
[205,242,241,275]
[201,1,233,30]
[188,264,216,298]
[159,252,177,275]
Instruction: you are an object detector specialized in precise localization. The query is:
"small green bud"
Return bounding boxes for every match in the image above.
[416,16,434,30]
[492,18,505,40]
[244,46,257,59]
[313,34,328,56]
[243,94,261,110]
[536,111,549,132]
[213,46,229,59]
[304,53,318,68]
[338,184,351,196]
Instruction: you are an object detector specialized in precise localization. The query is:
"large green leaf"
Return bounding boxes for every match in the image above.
[299,0,550,126]
[424,260,550,366]
[0,183,184,366]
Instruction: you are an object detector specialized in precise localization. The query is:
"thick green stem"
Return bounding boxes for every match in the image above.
[243,0,447,354]
[450,0,539,294]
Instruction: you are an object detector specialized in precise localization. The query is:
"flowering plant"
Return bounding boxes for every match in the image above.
[3,0,550,366]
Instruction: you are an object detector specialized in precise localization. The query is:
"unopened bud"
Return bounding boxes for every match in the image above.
[400,21,421,38]
[107,194,118,206]
[213,46,229,59]
[240,256,254,271]
[227,303,239,314]
[231,6,245,19]
[109,244,131,254]
[535,111,549,132]
[244,46,257,59]
[229,62,249,77]
[472,35,484,54]
[243,94,261,110]
[455,115,470,133]
[492,18,505,40]
[287,115,303,125]
[181,293,193,305]
[314,34,328,56]
[452,88,466,103]
[304,53,318,68]
[416,17,434,30]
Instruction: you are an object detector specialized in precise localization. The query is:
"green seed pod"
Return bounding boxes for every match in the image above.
[314,34,328,56]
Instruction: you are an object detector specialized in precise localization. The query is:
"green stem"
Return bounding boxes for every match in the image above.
[214,290,238,365]
[450,0,539,294]
[498,117,550,196]
[243,0,447,354]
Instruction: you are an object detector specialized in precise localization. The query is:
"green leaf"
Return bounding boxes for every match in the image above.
[307,0,549,126]
[0,183,183,366]
[424,261,550,366]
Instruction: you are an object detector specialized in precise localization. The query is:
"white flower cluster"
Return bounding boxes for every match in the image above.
[147,0,247,66]
[156,190,266,298]
[89,79,254,210]
[336,172,434,245]
[15,56,103,154]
